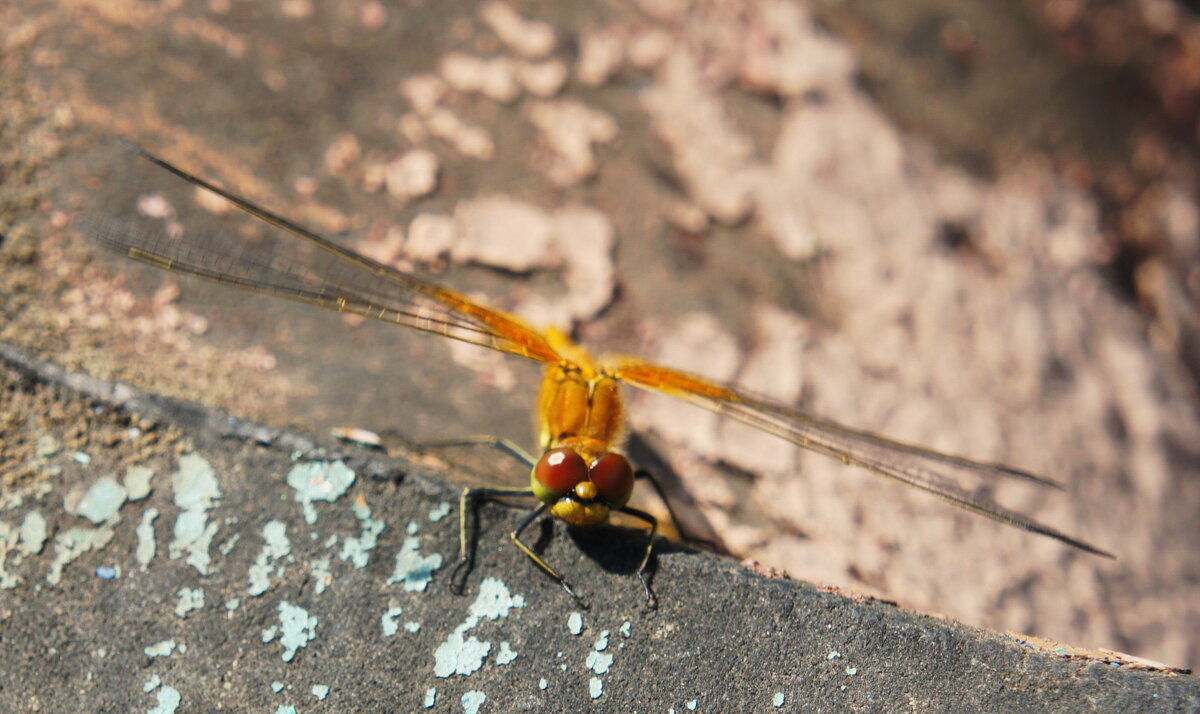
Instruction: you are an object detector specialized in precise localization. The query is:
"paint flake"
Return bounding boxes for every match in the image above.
[567,612,583,635]
[589,676,603,699]
[124,465,155,500]
[496,641,518,665]
[539,678,548,690]
[135,508,159,569]
[248,520,291,596]
[381,606,404,637]
[387,536,443,592]
[175,587,204,618]
[148,685,182,714]
[311,684,330,699]
[18,511,48,556]
[311,557,332,594]
[461,690,487,714]
[773,692,786,707]
[144,674,161,692]
[594,630,610,651]
[286,461,355,524]
[271,681,285,693]
[47,527,114,585]
[225,598,241,611]
[277,601,319,662]
[619,620,631,638]
[169,454,222,574]
[144,639,176,657]
[586,650,613,675]
[70,476,127,524]
[405,621,421,633]
[433,578,525,677]
[428,502,451,522]
[424,687,437,708]
[338,503,384,568]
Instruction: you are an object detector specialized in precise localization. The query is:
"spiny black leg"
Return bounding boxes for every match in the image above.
[617,505,659,610]
[510,503,588,608]
[450,485,537,595]
[634,468,719,551]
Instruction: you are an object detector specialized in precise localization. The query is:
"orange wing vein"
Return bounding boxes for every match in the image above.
[91,143,561,364]
[610,358,1114,558]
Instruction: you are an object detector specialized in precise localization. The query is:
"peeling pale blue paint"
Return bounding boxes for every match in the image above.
[428,502,451,522]
[567,612,583,635]
[144,674,161,692]
[148,685,181,714]
[177,642,187,654]
[588,677,603,699]
[135,508,159,569]
[47,527,114,585]
[262,625,278,643]
[845,666,858,675]
[619,621,631,638]
[433,578,524,678]
[423,687,437,708]
[311,557,332,594]
[311,684,329,700]
[169,454,222,575]
[70,476,127,524]
[225,598,240,611]
[217,533,240,556]
[586,650,613,675]
[323,534,338,548]
[406,520,420,535]
[461,690,486,714]
[286,461,355,524]
[174,587,204,618]
[826,651,841,660]
[277,601,318,662]
[73,450,91,465]
[594,630,610,652]
[381,606,404,637]
[18,511,47,556]
[538,678,548,690]
[248,520,291,596]
[387,536,443,592]
[405,621,421,633]
[144,639,176,657]
[687,700,698,710]
[124,465,154,501]
[96,565,118,579]
[338,503,384,568]
[271,681,285,693]
[433,630,491,678]
[0,523,19,589]
[773,692,786,707]
[496,641,517,665]
[273,707,297,714]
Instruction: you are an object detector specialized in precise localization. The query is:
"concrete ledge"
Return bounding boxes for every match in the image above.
[1,344,1194,713]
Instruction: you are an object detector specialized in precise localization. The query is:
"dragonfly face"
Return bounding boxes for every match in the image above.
[530,448,635,526]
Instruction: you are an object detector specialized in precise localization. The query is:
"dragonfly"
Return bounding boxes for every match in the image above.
[92,142,1113,608]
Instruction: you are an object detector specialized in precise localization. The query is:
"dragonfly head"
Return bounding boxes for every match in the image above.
[531,448,635,526]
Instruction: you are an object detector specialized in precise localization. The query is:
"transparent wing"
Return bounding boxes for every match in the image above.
[610,357,1114,558]
[90,143,562,364]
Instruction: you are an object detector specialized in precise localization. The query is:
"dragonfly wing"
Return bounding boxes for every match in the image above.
[610,358,1114,558]
[92,145,561,364]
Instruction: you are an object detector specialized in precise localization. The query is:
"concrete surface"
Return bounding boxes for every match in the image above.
[0,343,1196,713]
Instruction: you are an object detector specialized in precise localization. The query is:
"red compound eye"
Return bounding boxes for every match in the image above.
[590,453,634,507]
[534,449,588,495]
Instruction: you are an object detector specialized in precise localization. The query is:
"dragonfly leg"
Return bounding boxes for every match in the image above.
[616,505,659,610]
[634,468,719,551]
[450,485,536,595]
[421,435,536,468]
[510,504,588,608]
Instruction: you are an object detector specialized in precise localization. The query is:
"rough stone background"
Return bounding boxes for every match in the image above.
[2,0,1198,691]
